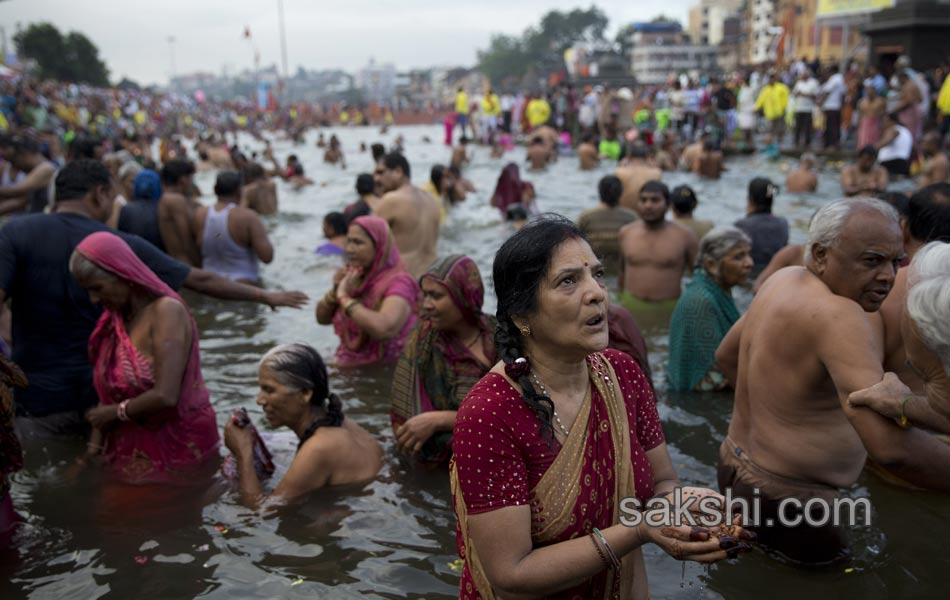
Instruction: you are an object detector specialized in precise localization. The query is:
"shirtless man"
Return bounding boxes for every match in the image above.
[451,137,470,169]
[159,159,202,266]
[525,136,552,171]
[678,137,703,172]
[850,242,950,433]
[195,140,233,169]
[785,152,818,193]
[716,197,950,566]
[752,243,804,292]
[374,153,441,278]
[693,140,726,179]
[654,135,679,171]
[532,124,560,152]
[917,132,949,187]
[0,135,56,216]
[240,162,278,216]
[577,134,599,170]
[618,180,698,303]
[841,145,888,196]
[615,145,662,210]
[877,183,950,393]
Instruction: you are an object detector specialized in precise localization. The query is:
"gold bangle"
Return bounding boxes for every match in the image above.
[899,396,911,428]
[343,298,360,316]
[323,290,339,305]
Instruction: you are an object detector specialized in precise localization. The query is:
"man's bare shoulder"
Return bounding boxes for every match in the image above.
[161,191,188,207]
[618,220,643,236]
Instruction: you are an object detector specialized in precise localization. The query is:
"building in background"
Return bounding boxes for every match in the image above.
[717,14,745,71]
[865,0,950,73]
[689,0,744,45]
[357,59,396,105]
[775,0,873,66]
[744,0,778,64]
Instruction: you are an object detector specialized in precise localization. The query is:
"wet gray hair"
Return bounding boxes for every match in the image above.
[259,343,328,393]
[118,161,143,182]
[804,197,899,262]
[905,242,950,375]
[259,343,343,443]
[696,226,751,271]
[68,250,118,284]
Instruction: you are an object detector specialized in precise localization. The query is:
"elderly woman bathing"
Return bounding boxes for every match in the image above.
[69,232,219,484]
[667,227,753,392]
[224,343,382,509]
[450,215,750,600]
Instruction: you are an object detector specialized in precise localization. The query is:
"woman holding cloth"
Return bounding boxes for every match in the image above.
[391,255,496,464]
[316,215,418,367]
[450,215,750,600]
[69,231,219,484]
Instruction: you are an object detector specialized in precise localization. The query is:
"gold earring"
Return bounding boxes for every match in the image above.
[519,324,531,337]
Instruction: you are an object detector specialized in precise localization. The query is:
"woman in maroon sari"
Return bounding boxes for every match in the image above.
[490,163,536,221]
[451,216,750,599]
[69,231,219,484]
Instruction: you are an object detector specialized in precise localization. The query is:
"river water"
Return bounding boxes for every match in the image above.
[3,126,947,599]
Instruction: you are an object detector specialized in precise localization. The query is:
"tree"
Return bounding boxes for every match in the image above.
[477,7,609,85]
[14,22,110,86]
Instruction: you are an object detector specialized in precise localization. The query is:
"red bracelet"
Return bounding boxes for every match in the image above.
[117,399,131,422]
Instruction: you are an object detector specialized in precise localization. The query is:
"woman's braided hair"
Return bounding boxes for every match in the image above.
[492,213,586,443]
[259,343,344,451]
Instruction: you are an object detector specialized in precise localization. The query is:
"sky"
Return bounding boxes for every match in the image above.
[0,0,692,86]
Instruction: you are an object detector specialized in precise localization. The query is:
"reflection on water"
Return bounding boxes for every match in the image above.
[5,126,949,599]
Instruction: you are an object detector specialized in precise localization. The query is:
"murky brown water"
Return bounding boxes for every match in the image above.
[3,126,947,599]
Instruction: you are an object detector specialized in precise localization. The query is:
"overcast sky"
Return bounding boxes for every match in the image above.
[1,0,691,85]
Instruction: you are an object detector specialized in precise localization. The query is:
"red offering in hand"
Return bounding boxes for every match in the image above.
[222,408,276,480]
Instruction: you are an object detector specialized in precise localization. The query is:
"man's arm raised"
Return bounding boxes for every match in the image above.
[822,302,950,491]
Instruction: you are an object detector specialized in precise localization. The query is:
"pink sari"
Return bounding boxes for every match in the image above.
[76,232,219,485]
[332,216,419,367]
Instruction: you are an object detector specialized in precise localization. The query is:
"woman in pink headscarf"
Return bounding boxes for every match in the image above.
[69,231,219,484]
[315,215,419,367]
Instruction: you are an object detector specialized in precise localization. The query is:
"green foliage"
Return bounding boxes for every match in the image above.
[14,22,110,86]
[477,6,609,83]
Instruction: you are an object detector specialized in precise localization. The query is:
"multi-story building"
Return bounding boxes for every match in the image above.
[745,0,778,65]
[776,0,871,66]
[629,21,718,84]
[631,45,719,84]
[688,0,744,45]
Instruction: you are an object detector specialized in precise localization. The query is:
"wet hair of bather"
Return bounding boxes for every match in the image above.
[259,343,344,451]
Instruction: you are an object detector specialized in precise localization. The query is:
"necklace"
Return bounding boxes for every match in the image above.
[531,370,571,438]
[461,330,482,348]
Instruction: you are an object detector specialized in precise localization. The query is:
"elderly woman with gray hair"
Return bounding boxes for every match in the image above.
[223,343,382,509]
[667,226,753,392]
[849,242,950,433]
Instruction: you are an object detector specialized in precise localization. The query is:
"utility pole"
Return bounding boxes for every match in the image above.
[278,0,289,101]
[167,36,177,89]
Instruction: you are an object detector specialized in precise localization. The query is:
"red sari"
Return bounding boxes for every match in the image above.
[77,231,219,484]
[451,349,664,599]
